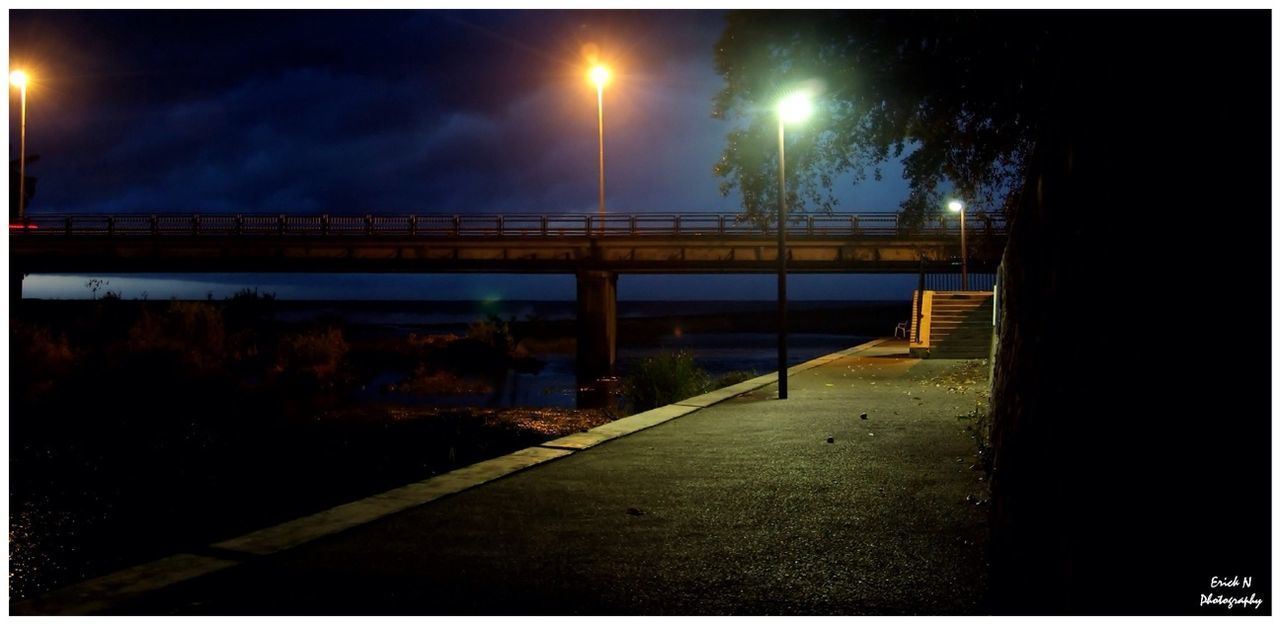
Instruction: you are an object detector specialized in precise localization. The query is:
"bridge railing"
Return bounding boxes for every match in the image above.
[10,212,1007,238]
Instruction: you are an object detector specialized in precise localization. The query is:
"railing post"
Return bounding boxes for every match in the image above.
[321,214,330,236]
[452,215,461,236]
[277,214,285,236]
[675,215,682,235]
[541,216,548,236]
[630,215,637,236]
[151,214,159,237]
[107,216,115,237]
[718,215,725,235]
[807,214,814,236]
[192,214,200,236]
[65,216,73,237]
[586,215,593,236]
[497,215,504,236]
[409,215,417,236]
[235,214,244,236]
[364,214,373,236]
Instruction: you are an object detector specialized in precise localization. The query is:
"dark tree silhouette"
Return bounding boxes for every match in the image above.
[713,11,1043,227]
[713,10,1271,615]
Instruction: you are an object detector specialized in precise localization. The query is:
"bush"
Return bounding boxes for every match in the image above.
[275,326,348,381]
[623,350,710,412]
[11,322,78,400]
[467,313,515,354]
[712,370,757,389]
[126,301,227,371]
[224,288,277,331]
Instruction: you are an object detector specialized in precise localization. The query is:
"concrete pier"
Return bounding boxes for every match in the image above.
[575,269,617,405]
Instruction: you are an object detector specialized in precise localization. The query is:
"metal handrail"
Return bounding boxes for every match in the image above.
[9,212,1007,238]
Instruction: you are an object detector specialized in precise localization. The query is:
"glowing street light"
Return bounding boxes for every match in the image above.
[949,199,968,290]
[775,91,813,400]
[589,65,610,235]
[11,69,29,221]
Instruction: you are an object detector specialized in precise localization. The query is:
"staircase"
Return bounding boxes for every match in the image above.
[913,291,994,359]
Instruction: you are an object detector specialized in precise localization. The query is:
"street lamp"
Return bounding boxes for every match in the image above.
[948,199,968,290]
[11,69,29,221]
[589,65,610,235]
[775,91,812,400]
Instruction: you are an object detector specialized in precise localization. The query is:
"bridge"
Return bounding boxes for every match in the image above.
[10,211,1007,389]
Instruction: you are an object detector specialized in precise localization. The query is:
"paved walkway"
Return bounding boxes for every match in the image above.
[28,339,992,615]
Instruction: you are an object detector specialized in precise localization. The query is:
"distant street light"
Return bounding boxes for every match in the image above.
[776,91,813,400]
[590,65,610,235]
[948,199,968,290]
[11,69,29,221]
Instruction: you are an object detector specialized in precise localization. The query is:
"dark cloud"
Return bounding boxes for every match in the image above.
[10,10,760,217]
[12,9,914,300]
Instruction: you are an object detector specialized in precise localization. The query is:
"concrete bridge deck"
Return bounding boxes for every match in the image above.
[10,211,1006,274]
[16,339,992,615]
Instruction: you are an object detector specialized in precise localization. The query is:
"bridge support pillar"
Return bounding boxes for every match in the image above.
[576,270,618,407]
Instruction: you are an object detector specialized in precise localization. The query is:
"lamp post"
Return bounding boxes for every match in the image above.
[11,69,28,222]
[589,65,610,236]
[775,92,812,400]
[948,199,968,290]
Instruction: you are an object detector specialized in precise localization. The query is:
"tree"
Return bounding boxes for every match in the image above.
[712,10,1271,615]
[712,11,1046,227]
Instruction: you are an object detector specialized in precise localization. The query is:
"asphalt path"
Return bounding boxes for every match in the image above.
[111,339,992,615]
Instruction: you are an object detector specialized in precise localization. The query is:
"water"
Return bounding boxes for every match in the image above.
[326,300,885,408]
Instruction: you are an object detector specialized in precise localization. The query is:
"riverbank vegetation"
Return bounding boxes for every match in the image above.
[8,296,588,601]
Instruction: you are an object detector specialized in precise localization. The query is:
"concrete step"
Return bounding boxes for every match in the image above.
[932,307,991,313]
[930,325,992,333]
[931,309,991,316]
[932,302,991,309]
[931,332,990,339]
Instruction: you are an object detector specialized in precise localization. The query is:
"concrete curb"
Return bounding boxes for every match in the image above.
[13,337,892,615]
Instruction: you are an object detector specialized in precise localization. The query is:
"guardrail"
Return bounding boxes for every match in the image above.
[8,212,1007,238]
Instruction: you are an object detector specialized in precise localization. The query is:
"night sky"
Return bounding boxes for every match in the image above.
[10,9,919,300]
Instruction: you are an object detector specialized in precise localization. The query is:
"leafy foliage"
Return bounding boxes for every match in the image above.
[467,313,516,354]
[275,326,349,382]
[712,10,1049,227]
[127,301,229,371]
[623,350,711,412]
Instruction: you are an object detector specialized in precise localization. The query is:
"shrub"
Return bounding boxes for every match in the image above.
[11,322,78,400]
[467,313,515,354]
[275,326,348,381]
[224,288,277,331]
[712,370,757,389]
[126,301,227,371]
[623,350,710,412]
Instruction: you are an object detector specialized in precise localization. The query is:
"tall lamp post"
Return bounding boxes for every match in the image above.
[589,65,610,235]
[948,199,968,290]
[775,92,813,400]
[11,69,29,221]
